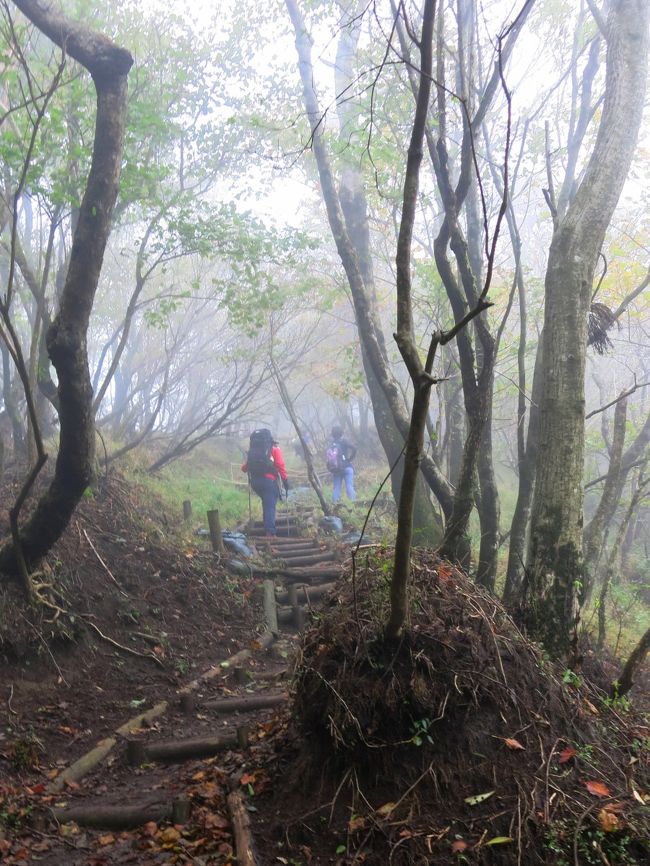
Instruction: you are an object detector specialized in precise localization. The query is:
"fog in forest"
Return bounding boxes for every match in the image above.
[0,1,648,864]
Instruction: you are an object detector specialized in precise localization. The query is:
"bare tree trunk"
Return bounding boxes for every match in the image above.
[614,624,650,699]
[503,338,542,604]
[583,394,628,599]
[526,0,649,655]
[269,357,331,516]
[0,0,132,576]
[285,0,451,539]
[333,0,443,538]
[385,0,491,638]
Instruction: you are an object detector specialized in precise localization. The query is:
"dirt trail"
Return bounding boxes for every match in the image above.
[0,477,342,865]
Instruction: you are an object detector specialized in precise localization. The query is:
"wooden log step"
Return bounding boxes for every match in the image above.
[258,544,321,555]
[276,605,307,626]
[251,667,287,681]
[275,582,335,605]
[139,733,240,762]
[247,529,301,538]
[278,549,329,561]
[202,693,287,713]
[52,799,173,830]
[283,566,342,582]
[251,566,341,582]
[279,552,336,567]
[250,518,301,528]
[256,537,320,547]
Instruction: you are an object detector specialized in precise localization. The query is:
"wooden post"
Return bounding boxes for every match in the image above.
[207,509,225,553]
[126,739,146,767]
[294,605,307,631]
[263,579,278,634]
[234,665,247,686]
[179,693,196,715]
[183,500,192,520]
[237,725,249,748]
[287,583,302,629]
[172,798,191,825]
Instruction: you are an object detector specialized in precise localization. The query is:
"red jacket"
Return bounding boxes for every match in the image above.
[241,444,288,482]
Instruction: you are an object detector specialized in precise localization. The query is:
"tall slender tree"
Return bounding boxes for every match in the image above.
[525,0,650,655]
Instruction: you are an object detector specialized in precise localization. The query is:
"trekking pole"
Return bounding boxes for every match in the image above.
[247,476,252,527]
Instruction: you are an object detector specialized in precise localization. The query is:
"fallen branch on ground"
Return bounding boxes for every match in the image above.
[82,618,164,667]
[227,788,257,866]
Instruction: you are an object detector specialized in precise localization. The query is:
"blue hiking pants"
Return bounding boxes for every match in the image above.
[332,465,356,503]
[251,476,281,534]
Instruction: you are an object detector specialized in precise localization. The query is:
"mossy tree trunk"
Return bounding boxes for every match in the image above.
[526,0,649,656]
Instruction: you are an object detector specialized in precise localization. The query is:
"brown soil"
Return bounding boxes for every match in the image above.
[251,550,650,866]
[0,468,270,865]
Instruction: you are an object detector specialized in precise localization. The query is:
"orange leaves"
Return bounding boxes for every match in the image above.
[598,808,622,832]
[238,767,269,794]
[159,826,181,845]
[559,747,577,764]
[451,839,468,853]
[504,737,525,750]
[585,780,611,798]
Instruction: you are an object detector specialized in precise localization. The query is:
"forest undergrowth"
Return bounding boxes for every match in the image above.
[0,462,646,866]
[255,550,650,866]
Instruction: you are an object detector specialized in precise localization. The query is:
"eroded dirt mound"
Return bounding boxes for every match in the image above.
[0,468,254,776]
[258,549,649,865]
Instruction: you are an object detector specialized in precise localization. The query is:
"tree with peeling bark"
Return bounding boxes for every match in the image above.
[0,0,132,585]
[525,0,650,656]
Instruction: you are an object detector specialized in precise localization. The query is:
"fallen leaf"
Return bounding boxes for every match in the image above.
[486,836,513,845]
[438,564,453,580]
[143,821,158,837]
[240,772,256,786]
[63,779,80,790]
[504,738,525,750]
[585,780,610,798]
[464,790,494,806]
[348,815,365,833]
[451,840,467,853]
[597,809,621,832]
[559,747,576,764]
[30,840,51,852]
[160,827,181,844]
[46,769,59,780]
[192,771,206,781]
[98,834,115,846]
[376,802,397,817]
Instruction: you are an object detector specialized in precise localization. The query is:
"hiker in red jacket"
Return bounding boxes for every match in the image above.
[241,429,289,536]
